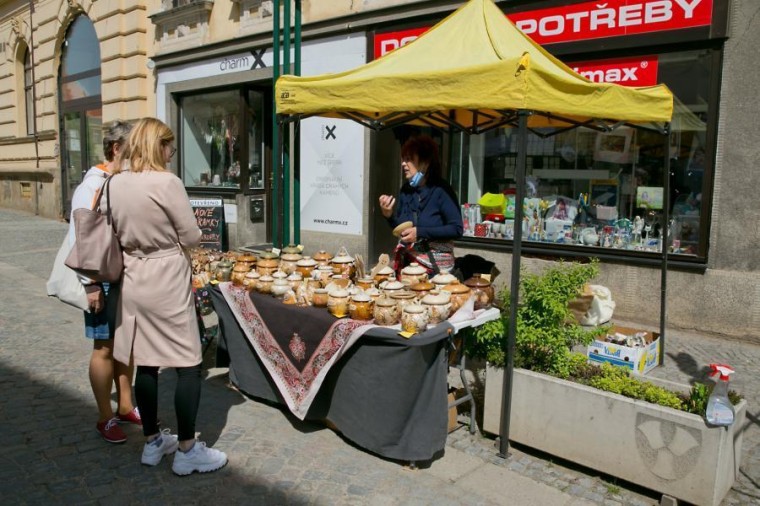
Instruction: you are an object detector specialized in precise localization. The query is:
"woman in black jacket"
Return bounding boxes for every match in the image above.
[378,135,463,275]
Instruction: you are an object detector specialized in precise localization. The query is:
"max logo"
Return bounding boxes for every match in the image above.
[572,65,640,83]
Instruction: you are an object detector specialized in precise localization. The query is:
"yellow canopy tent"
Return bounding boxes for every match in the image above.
[276,0,673,132]
[274,0,675,458]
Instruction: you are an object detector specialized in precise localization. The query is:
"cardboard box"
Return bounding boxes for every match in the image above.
[447,389,459,433]
[587,325,661,375]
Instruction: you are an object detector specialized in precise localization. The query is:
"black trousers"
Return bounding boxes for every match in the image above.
[135,363,202,441]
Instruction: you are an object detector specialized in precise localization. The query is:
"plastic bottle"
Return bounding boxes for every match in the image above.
[705,363,735,427]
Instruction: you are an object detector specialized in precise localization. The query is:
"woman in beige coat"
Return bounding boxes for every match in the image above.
[110,117,227,475]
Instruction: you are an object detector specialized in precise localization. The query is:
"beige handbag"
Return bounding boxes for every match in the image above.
[65,175,124,283]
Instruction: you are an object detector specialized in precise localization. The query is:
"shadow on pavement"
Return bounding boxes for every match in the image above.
[0,360,309,504]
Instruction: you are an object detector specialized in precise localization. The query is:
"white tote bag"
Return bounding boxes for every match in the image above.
[47,236,89,312]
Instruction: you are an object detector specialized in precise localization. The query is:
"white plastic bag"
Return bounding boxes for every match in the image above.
[580,285,615,326]
[47,236,89,312]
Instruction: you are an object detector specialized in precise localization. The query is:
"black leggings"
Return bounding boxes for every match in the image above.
[135,363,202,441]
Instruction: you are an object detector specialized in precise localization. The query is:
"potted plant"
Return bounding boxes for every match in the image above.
[463,260,746,506]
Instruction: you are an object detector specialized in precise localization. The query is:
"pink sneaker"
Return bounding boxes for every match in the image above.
[117,407,142,425]
[96,417,127,444]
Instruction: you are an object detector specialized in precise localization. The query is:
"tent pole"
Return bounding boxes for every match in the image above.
[283,0,291,245]
[659,125,671,364]
[272,0,281,248]
[293,0,301,245]
[498,110,528,458]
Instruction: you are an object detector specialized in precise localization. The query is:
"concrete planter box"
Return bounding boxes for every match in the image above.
[484,366,746,506]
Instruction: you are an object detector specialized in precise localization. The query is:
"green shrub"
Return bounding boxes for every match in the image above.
[463,259,606,377]
[462,258,742,416]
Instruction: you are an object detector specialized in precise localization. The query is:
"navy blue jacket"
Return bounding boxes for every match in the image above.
[387,179,463,241]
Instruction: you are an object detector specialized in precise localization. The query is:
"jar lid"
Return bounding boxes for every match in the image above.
[237,254,257,263]
[351,293,371,302]
[233,263,250,272]
[282,243,301,255]
[375,297,396,307]
[329,288,349,298]
[443,282,471,294]
[296,256,318,267]
[403,303,425,314]
[312,250,333,261]
[272,270,288,279]
[377,265,395,275]
[410,281,435,292]
[422,292,451,305]
[218,259,233,268]
[257,258,279,267]
[332,254,354,264]
[464,275,491,288]
[281,253,303,261]
[245,271,260,279]
[259,274,274,282]
[431,272,457,285]
[382,280,404,291]
[273,279,290,286]
[258,251,279,260]
[401,262,426,275]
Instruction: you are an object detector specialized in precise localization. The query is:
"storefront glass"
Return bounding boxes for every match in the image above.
[180,87,267,191]
[451,49,711,258]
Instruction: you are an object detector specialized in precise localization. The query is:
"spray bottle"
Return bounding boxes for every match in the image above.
[705,363,735,427]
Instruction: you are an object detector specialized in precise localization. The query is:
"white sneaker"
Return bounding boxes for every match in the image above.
[141,429,179,466]
[172,441,228,476]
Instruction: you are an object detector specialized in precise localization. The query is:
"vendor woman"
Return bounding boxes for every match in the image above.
[378,135,463,275]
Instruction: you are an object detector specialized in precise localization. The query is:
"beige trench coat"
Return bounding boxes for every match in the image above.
[108,171,202,368]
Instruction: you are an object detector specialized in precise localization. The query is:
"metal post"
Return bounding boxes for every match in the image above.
[498,110,529,458]
[282,0,291,245]
[271,0,281,248]
[293,0,301,245]
[659,125,671,365]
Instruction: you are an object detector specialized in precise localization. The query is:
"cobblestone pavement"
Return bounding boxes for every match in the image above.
[1,207,758,505]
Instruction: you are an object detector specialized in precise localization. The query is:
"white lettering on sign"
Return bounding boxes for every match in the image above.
[219,55,251,72]
[568,57,658,86]
[379,36,418,55]
[515,0,705,38]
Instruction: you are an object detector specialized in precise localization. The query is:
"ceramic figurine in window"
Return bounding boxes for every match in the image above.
[632,216,644,244]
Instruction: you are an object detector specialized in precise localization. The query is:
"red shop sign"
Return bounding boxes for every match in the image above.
[374,0,713,59]
[567,55,659,86]
[509,0,713,45]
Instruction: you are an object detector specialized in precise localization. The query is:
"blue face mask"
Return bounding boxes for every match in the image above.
[409,171,424,187]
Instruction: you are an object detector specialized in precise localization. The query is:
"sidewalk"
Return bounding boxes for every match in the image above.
[0,207,757,505]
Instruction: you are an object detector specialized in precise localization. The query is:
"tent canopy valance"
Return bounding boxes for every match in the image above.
[275,0,673,133]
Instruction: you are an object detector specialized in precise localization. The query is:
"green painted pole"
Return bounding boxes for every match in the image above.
[293,0,301,245]
[272,0,280,247]
[282,0,291,246]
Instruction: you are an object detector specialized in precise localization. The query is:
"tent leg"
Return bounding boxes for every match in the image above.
[498,110,529,458]
[659,126,671,365]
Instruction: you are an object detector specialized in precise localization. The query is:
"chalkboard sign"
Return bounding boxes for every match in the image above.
[189,197,225,250]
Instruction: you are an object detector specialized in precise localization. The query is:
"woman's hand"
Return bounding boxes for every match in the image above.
[86,286,104,313]
[378,194,396,219]
[400,226,417,244]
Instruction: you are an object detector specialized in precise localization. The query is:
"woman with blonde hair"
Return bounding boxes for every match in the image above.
[109,117,227,475]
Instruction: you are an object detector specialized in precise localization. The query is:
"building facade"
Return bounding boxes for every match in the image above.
[2,0,759,341]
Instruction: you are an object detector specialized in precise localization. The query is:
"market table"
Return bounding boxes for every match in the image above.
[209,283,499,463]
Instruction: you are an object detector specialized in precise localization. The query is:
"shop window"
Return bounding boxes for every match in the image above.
[179,87,266,191]
[451,49,713,260]
[58,15,103,215]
